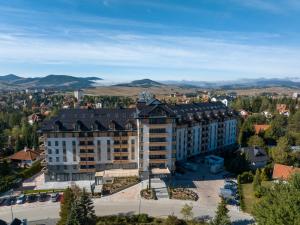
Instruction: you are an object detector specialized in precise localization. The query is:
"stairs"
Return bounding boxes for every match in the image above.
[151,178,169,199]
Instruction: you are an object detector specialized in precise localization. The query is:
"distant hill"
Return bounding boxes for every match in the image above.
[0,74,103,90]
[162,77,300,89]
[116,79,164,88]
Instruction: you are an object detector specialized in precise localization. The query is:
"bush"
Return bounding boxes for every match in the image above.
[237,177,245,211]
[18,160,42,179]
[238,171,254,184]
[164,215,186,225]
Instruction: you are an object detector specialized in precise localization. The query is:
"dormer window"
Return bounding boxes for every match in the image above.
[125,122,132,130]
[109,121,115,130]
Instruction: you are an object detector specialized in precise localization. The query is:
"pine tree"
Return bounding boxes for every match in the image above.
[66,201,81,225]
[57,188,75,225]
[212,198,231,225]
[78,188,96,225]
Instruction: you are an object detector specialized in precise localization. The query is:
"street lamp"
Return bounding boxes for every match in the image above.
[9,189,14,222]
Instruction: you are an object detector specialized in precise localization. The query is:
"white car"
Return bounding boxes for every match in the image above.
[16,195,26,204]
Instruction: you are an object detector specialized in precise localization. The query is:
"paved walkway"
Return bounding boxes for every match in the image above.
[151,178,169,199]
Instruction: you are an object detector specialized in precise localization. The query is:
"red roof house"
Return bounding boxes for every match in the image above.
[272,163,300,181]
[9,147,41,168]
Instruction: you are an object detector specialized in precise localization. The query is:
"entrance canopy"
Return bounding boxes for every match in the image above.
[151,168,170,175]
[95,169,139,178]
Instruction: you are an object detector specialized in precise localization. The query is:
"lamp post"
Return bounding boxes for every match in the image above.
[10,189,14,222]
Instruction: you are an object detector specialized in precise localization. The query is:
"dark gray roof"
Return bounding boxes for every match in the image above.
[42,101,236,132]
[241,147,269,163]
[42,108,136,132]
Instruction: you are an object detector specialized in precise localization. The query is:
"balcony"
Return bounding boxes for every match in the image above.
[149,150,168,155]
[113,144,128,148]
[79,161,96,165]
[79,152,95,157]
[79,168,96,173]
[113,151,129,156]
[146,133,169,138]
[149,159,167,163]
[148,124,169,129]
[148,142,169,147]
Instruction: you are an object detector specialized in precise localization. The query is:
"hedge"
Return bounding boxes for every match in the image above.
[18,160,42,179]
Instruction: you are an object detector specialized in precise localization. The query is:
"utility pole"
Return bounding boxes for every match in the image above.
[10,189,14,222]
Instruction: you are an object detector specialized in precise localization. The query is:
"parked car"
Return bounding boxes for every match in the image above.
[5,196,17,206]
[27,194,37,203]
[38,193,48,202]
[224,179,237,186]
[50,193,60,202]
[0,197,7,206]
[16,194,26,204]
[219,188,235,199]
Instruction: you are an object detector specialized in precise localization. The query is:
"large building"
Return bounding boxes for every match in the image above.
[41,98,238,181]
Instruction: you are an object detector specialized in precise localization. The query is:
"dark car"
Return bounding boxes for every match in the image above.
[38,193,48,202]
[0,197,7,206]
[5,196,17,206]
[50,193,60,202]
[27,194,37,203]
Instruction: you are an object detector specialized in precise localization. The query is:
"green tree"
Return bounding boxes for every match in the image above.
[253,174,300,225]
[58,188,75,225]
[66,201,81,225]
[271,136,291,165]
[164,215,186,225]
[211,198,231,225]
[78,188,96,225]
[180,203,193,221]
[247,135,265,148]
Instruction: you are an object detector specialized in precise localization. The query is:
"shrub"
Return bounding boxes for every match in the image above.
[238,171,254,184]
[18,160,42,179]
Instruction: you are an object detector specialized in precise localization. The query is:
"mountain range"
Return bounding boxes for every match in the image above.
[0,74,102,90]
[0,74,300,91]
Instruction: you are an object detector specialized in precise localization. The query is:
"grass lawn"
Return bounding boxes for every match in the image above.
[23,189,65,194]
[242,181,273,214]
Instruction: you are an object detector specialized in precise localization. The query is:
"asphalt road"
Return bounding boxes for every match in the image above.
[0,198,253,224]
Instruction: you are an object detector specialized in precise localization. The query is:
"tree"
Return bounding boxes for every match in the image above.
[78,188,96,225]
[253,174,300,225]
[66,201,81,225]
[58,188,75,225]
[211,198,231,225]
[247,135,265,148]
[180,203,193,221]
[164,215,186,225]
[271,136,291,165]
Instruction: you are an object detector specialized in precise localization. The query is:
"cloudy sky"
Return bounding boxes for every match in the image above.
[1,0,300,81]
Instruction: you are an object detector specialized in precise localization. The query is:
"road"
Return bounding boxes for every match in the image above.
[0,198,253,224]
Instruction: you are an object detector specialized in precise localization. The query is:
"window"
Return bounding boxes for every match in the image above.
[63,156,67,162]
[72,141,76,146]
[62,141,66,146]
[97,140,101,161]
[48,141,51,146]
[107,140,111,160]
[73,165,77,170]
[55,141,59,146]
[64,165,67,170]
[56,157,59,162]
[73,147,77,162]
[48,149,52,154]
[56,149,59,154]
[49,157,52,162]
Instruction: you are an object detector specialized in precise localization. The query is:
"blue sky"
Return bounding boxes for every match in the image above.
[0,0,300,82]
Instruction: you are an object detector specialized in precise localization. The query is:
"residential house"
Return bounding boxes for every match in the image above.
[254,124,270,135]
[272,163,300,181]
[276,104,290,116]
[9,147,41,168]
[240,147,269,169]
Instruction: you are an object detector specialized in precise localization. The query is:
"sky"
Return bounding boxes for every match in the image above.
[0,0,300,82]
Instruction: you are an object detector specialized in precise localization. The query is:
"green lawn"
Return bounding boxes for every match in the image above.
[23,188,65,194]
[242,181,273,214]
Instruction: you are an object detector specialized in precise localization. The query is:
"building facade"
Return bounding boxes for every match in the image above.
[41,99,238,181]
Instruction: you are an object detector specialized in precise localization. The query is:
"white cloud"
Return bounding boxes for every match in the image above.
[0,30,300,78]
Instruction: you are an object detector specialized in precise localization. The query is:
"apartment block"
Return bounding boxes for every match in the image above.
[41,99,237,181]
